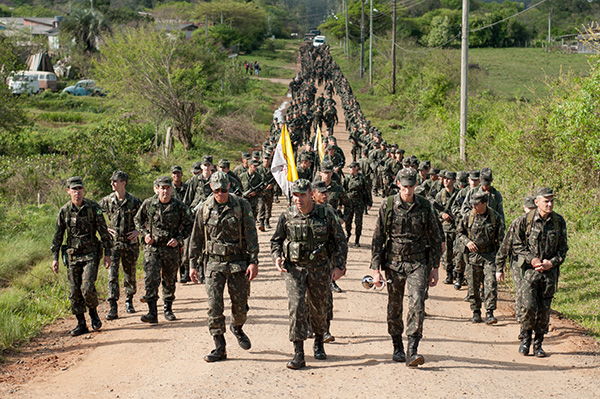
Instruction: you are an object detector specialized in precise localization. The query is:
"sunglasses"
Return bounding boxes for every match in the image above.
[212,188,228,194]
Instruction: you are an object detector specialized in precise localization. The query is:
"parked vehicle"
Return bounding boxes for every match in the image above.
[36,72,58,92]
[7,71,40,95]
[62,79,105,96]
[313,35,326,47]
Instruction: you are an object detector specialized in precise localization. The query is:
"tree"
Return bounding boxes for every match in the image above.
[61,8,110,52]
[94,24,226,150]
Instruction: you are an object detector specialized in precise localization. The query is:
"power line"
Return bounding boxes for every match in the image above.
[468,0,549,33]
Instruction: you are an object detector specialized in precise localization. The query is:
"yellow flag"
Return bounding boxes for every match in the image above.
[271,125,298,197]
[281,124,298,181]
[314,125,325,163]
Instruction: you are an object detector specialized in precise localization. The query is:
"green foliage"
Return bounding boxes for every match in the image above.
[37,112,83,123]
[61,8,111,53]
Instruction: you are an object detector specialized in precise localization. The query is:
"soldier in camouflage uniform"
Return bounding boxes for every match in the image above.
[370,168,443,367]
[240,159,264,223]
[495,195,537,339]
[343,162,372,247]
[271,179,348,370]
[297,152,315,181]
[218,159,243,196]
[185,156,214,212]
[457,191,505,325]
[451,170,477,290]
[135,176,193,324]
[433,171,459,285]
[170,165,192,283]
[513,188,568,357]
[51,177,113,336]
[233,153,251,178]
[171,166,187,201]
[257,153,276,229]
[189,172,259,362]
[98,171,142,320]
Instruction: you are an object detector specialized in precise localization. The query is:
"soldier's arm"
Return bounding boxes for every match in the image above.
[549,215,569,268]
[134,200,149,237]
[50,207,67,261]
[241,199,260,264]
[495,219,519,273]
[426,203,444,267]
[93,202,113,254]
[328,207,348,270]
[175,203,194,243]
[188,210,205,270]
[512,216,534,264]
[270,212,288,261]
[370,202,387,270]
[456,217,470,247]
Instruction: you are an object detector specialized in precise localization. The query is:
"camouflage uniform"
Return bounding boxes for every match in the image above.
[240,168,264,218]
[271,202,348,341]
[98,191,142,302]
[189,194,259,336]
[433,187,459,281]
[343,170,372,244]
[51,198,113,315]
[135,195,193,303]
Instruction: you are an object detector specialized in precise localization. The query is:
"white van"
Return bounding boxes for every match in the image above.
[313,35,326,47]
[7,71,40,95]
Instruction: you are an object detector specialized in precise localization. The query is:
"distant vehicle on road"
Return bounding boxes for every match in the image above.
[313,35,326,47]
[62,79,105,96]
[36,72,58,92]
[7,71,40,95]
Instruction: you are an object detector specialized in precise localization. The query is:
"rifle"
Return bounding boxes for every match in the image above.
[242,180,266,199]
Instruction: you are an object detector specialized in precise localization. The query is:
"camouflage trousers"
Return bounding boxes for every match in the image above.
[284,262,331,341]
[466,252,498,312]
[248,197,259,220]
[344,201,365,239]
[67,252,100,315]
[142,245,180,303]
[107,243,139,301]
[205,266,250,336]
[258,190,274,223]
[442,231,456,274]
[384,261,428,338]
[510,258,524,322]
[351,145,360,163]
[453,240,468,275]
[520,267,558,334]
[179,237,190,279]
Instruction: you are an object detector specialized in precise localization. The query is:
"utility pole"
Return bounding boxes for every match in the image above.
[360,0,365,78]
[345,0,349,59]
[460,0,469,162]
[548,7,552,43]
[391,0,396,94]
[369,0,373,85]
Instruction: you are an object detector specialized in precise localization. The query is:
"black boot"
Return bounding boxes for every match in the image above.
[125,295,135,313]
[89,308,102,331]
[454,273,464,290]
[70,314,89,337]
[141,300,158,324]
[392,335,406,362]
[258,221,265,232]
[354,235,361,248]
[230,324,252,350]
[519,329,532,356]
[443,270,454,285]
[471,310,482,323]
[331,281,342,293]
[266,220,271,229]
[406,336,424,367]
[313,334,327,360]
[517,328,526,341]
[204,334,227,362]
[105,299,118,320]
[533,333,546,357]
[164,301,176,321]
[485,310,498,325]
[287,340,305,370]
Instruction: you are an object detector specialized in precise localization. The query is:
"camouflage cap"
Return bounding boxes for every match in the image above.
[263,152,271,159]
[349,161,360,168]
[414,185,426,197]
[396,168,418,186]
[202,155,213,165]
[470,191,488,205]
[291,178,312,194]
[445,171,457,180]
[252,151,261,159]
[535,187,555,198]
[402,157,411,166]
[469,169,480,179]
[523,195,536,209]
[218,159,230,168]
[154,176,173,187]
[111,170,129,181]
[481,167,493,185]
[191,161,202,173]
[210,171,230,191]
[457,171,469,183]
[300,152,313,162]
[397,149,405,154]
[328,136,337,143]
[67,176,84,189]
[311,181,328,193]
[321,161,334,173]
[170,166,183,174]
[326,144,335,150]
[242,152,251,160]
[418,161,429,171]
[249,159,260,166]
[432,168,441,175]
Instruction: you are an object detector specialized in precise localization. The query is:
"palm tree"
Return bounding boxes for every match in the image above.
[61,8,110,52]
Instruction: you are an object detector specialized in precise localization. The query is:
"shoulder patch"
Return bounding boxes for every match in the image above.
[96,209,103,215]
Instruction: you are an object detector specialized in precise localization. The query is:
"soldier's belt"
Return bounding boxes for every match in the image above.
[208,254,246,262]
[387,252,427,262]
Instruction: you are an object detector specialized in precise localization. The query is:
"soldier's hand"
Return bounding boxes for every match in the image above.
[145,234,154,245]
[372,270,384,288]
[442,213,452,221]
[108,228,117,239]
[167,238,178,247]
[367,206,371,211]
[466,241,478,252]
[51,260,59,274]
[496,272,504,283]
[246,263,258,281]
[104,255,111,269]
[332,267,345,281]
[127,229,141,241]
[429,268,439,287]
[190,268,199,284]
[275,257,287,272]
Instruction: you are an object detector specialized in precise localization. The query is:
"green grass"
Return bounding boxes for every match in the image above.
[239,39,300,79]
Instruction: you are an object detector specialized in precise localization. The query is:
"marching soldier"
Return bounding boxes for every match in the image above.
[343,162,372,247]
[240,159,264,223]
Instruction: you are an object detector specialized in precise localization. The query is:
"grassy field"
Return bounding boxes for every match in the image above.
[238,38,300,79]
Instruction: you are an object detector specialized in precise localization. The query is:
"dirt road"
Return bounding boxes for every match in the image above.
[2,74,600,399]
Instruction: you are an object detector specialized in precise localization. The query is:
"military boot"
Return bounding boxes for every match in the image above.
[392,335,406,362]
[141,300,158,324]
[125,295,136,313]
[471,310,482,323]
[70,314,89,337]
[105,299,118,320]
[204,334,227,362]
[406,336,424,367]
[258,221,265,232]
[287,341,305,370]
[265,220,271,229]
[163,301,177,321]
[533,333,546,357]
[443,270,454,285]
[519,329,532,356]
[331,281,342,293]
[354,234,361,248]
[89,308,102,331]
[230,324,251,350]
[485,310,498,325]
[313,334,327,360]
[454,272,464,290]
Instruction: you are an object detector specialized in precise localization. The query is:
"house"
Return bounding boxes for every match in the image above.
[0,16,62,51]
[155,21,199,39]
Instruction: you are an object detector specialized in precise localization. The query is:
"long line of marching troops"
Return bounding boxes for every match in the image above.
[50,42,568,371]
